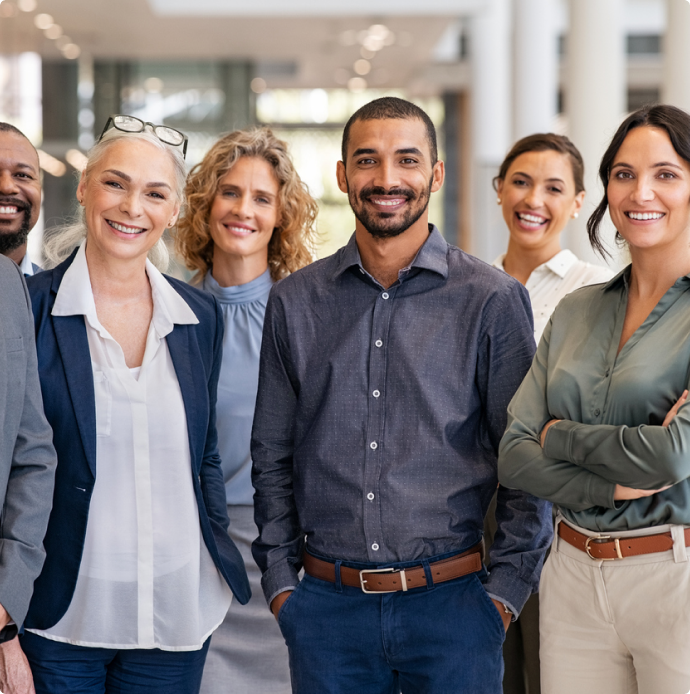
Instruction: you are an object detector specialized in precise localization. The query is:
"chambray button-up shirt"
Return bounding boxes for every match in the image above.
[499,266,690,532]
[252,226,552,613]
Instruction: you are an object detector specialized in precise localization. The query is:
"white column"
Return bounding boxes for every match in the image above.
[663,0,690,113]
[564,0,626,266]
[513,0,558,139]
[468,0,512,263]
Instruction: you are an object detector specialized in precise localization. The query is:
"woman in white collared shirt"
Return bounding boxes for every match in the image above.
[489,133,612,694]
[9,117,249,694]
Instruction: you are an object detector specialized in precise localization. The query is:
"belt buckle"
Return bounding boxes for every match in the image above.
[359,567,407,593]
[585,535,623,560]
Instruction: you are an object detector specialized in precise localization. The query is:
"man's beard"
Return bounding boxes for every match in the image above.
[348,176,433,239]
[0,197,32,255]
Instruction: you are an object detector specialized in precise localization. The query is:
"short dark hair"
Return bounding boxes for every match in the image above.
[493,133,585,194]
[587,103,690,258]
[341,96,438,165]
[0,122,30,140]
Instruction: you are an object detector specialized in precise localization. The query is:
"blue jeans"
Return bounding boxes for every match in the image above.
[277,563,506,694]
[21,631,210,694]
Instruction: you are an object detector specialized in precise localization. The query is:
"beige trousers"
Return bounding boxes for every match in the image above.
[540,516,690,694]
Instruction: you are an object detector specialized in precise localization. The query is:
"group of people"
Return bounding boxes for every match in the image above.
[0,95,688,694]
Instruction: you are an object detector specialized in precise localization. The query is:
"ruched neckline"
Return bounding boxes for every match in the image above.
[202,268,273,305]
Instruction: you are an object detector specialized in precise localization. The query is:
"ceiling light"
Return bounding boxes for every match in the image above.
[368,24,390,40]
[17,0,37,11]
[61,43,81,60]
[66,149,88,172]
[250,77,267,94]
[37,149,66,177]
[362,35,384,52]
[360,47,376,60]
[354,59,371,76]
[34,13,53,30]
[44,24,62,40]
[348,77,367,93]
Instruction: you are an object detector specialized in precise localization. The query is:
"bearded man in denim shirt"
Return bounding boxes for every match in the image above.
[251,97,552,694]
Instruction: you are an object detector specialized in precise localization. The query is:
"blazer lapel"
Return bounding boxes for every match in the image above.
[53,314,97,477]
[167,325,204,474]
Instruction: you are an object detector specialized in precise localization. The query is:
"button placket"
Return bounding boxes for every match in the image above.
[362,286,395,561]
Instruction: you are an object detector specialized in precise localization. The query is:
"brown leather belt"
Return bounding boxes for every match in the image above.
[558,522,690,560]
[303,542,483,593]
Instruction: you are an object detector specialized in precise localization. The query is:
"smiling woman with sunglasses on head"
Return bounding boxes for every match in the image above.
[5,116,250,694]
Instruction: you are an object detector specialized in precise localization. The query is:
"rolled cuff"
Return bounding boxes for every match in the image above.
[482,563,533,617]
[261,560,300,607]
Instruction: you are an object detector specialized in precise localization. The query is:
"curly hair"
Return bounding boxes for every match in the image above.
[176,127,317,282]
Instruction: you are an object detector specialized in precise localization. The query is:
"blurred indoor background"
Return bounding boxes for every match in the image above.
[0,0,688,273]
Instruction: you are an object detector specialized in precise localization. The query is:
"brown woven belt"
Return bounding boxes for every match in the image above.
[303,542,483,593]
[558,522,690,560]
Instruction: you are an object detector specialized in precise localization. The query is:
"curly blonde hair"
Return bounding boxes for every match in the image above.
[176,126,317,281]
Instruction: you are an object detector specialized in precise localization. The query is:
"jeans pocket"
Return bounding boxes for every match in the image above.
[471,575,507,641]
[277,579,304,632]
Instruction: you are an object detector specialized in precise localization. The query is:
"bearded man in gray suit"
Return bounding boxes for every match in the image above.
[0,254,56,693]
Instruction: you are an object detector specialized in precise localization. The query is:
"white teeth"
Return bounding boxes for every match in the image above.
[517,213,546,225]
[0,206,18,214]
[109,220,144,234]
[628,211,664,221]
[372,199,403,207]
[227,226,253,234]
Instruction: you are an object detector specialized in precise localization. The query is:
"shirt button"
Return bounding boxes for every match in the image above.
[372,543,379,551]
[370,441,378,450]
[373,390,380,398]
[382,292,389,300]
[594,408,601,416]
[375,340,383,348]
[367,492,375,501]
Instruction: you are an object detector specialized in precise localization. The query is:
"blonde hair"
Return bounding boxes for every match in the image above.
[43,128,186,271]
[175,126,317,281]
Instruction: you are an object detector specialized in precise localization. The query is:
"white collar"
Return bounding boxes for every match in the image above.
[492,249,579,280]
[19,250,34,276]
[52,242,198,338]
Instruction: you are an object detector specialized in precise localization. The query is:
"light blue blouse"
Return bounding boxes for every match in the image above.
[202,268,274,506]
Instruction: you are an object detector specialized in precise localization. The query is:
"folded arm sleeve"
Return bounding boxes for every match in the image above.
[498,317,617,512]
[543,391,690,488]
[251,289,303,605]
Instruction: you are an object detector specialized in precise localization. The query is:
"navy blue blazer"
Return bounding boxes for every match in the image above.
[24,250,250,631]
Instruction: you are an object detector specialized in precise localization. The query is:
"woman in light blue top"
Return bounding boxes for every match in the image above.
[176,127,317,694]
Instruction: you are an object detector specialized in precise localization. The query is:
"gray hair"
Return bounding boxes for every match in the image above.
[43,128,187,271]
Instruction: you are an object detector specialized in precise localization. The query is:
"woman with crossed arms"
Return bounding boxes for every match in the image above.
[499,104,690,694]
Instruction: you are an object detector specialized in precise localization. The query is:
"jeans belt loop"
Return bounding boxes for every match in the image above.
[671,526,688,564]
[334,559,344,592]
[422,558,433,590]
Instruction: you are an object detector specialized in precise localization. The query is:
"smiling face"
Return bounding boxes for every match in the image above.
[337,117,444,239]
[78,138,180,266]
[607,126,690,254]
[208,156,280,269]
[0,131,41,259]
[496,149,584,256]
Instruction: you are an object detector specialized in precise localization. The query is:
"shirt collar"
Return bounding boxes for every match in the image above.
[602,263,690,293]
[52,242,198,338]
[332,224,449,282]
[543,249,579,279]
[19,250,34,276]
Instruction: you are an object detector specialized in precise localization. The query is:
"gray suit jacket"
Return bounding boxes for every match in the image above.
[0,254,56,635]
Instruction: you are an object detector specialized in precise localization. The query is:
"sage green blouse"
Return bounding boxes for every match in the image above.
[498,266,690,532]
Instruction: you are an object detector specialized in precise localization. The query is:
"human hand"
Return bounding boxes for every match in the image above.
[613,484,671,501]
[270,590,294,620]
[490,598,511,632]
[540,419,562,447]
[662,390,688,427]
[0,637,35,694]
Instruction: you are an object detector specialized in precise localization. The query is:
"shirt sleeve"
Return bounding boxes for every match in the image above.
[251,287,304,606]
[543,392,690,489]
[498,316,617,511]
[479,281,554,615]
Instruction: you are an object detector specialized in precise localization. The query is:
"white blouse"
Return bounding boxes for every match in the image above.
[29,242,232,651]
[492,249,614,343]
